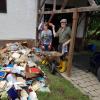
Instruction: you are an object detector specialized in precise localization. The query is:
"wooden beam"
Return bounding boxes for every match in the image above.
[61,0,69,10]
[88,0,97,6]
[38,0,46,24]
[53,0,56,11]
[39,5,100,14]
[40,0,46,10]
[48,12,54,23]
[39,14,44,23]
[36,0,41,43]
[36,0,45,43]
[37,0,41,26]
[67,10,79,76]
[48,0,56,23]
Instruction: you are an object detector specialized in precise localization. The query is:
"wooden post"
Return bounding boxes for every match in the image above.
[38,1,45,24]
[53,0,56,11]
[36,0,45,45]
[37,0,41,28]
[67,10,79,76]
[36,0,40,46]
[48,0,56,23]
[38,0,46,24]
[61,0,69,10]
[40,0,47,10]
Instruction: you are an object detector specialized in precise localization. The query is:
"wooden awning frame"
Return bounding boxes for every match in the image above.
[39,5,100,14]
[37,0,100,76]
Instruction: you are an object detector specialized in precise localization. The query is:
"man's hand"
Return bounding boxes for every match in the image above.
[62,43,66,47]
[49,23,57,37]
[63,39,71,47]
[52,25,55,29]
[41,45,45,50]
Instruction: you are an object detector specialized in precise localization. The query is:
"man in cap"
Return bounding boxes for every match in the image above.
[51,19,71,59]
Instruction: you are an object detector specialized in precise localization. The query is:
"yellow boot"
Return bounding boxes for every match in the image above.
[58,60,67,73]
[41,60,48,65]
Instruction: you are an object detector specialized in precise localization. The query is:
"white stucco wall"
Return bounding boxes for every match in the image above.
[0,0,37,40]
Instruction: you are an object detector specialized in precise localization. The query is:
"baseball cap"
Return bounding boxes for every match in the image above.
[60,19,67,23]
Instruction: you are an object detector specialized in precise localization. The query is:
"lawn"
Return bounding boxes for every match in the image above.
[37,66,90,100]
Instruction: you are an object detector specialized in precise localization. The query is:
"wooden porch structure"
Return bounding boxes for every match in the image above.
[37,0,100,76]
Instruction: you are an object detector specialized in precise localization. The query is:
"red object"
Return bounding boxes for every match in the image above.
[30,68,41,74]
[25,66,42,79]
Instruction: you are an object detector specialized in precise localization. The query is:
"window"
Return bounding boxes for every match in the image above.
[0,0,7,13]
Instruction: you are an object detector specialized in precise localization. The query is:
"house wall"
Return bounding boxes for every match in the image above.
[0,0,37,40]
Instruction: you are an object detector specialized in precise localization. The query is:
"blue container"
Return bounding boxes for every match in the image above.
[6,64,14,68]
[88,44,96,52]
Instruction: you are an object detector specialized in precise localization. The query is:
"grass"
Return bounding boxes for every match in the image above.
[37,66,90,100]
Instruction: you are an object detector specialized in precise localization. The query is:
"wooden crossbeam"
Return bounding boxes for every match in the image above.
[88,0,97,6]
[40,0,47,10]
[39,5,100,14]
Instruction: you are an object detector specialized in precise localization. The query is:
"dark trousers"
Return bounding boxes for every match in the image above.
[44,44,49,51]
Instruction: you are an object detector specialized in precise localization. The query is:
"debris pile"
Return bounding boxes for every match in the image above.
[0,42,50,100]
